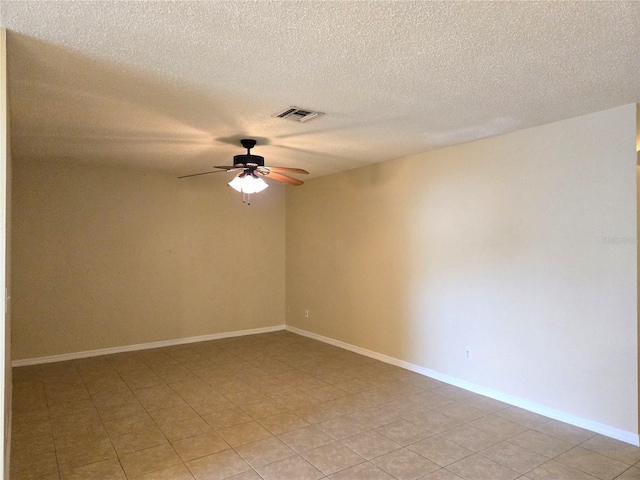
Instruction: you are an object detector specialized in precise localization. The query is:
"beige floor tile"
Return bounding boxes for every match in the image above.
[301,441,365,475]
[110,425,168,455]
[274,391,321,410]
[52,413,98,436]
[510,430,574,458]
[97,400,147,420]
[408,435,474,467]
[324,395,372,414]
[492,407,550,429]
[159,416,213,442]
[239,399,289,419]
[555,446,628,479]
[294,403,343,424]
[376,419,433,445]
[617,467,640,479]
[433,386,476,401]
[92,390,139,409]
[258,411,310,435]
[534,419,596,445]
[48,398,96,418]
[345,406,398,429]
[448,454,519,480]
[468,415,528,440]
[225,471,263,480]
[203,407,253,430]
[104,412,156,437]
[332,379,375,394]
[306,385,349,402]
[459,395,509,414]
[526,459,600,480]
[581,435,640,466]
[404,411,462,434]
[420,470,465,480]
[133,463,195,479]
[290,376,332,392]
[372,447,440,479]
[185,448,251,480]
[217,420,272,447]
[440,424,501,452]
[384,398,431,417]
[139,392,188,412]
[187,396,236,416]
[341,430,402,460]
[119,444,182,478]
[14,332,631,480]
[480,440,549,474]
[172,432,230,462]
[148,404,199,427]
[56,437,117,476]
[11,432,55,458]
[235,436,296,468]
[435,402,487,423]
[278,425,335,452]
[328,461,396,479]
[53,426,111,451]
[255,454,324,480]
[257,382,301,398]
[10,450,58,479]
[62,458,126,480]
[316,416,370,440]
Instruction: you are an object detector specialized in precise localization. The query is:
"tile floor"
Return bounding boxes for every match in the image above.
[10,331,640,480]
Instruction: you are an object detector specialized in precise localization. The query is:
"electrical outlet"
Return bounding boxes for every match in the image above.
[464,348,472,360]
[304,309,309,319]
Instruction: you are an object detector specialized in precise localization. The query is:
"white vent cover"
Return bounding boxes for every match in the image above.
[273,106,324,123]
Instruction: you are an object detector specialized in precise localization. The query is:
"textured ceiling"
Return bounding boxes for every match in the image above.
[1,1,639,179]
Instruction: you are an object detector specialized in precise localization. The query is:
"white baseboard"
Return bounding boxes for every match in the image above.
[285,325,640,446]
[11,325,287,367]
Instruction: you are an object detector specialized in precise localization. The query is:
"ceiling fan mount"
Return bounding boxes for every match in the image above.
[240,138,256,150]
[234,139,264,167]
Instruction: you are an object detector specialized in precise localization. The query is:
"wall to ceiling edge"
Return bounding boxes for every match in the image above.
[286,103,639,438]
[11,163,286,360]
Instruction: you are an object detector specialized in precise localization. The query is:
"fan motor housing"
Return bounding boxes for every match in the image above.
[234,154,264,166]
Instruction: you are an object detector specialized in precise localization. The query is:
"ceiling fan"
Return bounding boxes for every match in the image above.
[179,139,309,204]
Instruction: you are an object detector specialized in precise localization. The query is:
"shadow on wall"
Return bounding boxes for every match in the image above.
[6,32,250,173]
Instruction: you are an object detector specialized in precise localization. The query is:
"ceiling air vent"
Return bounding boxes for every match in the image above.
[273,106,324,123]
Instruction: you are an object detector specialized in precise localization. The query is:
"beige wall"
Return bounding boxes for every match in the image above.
[287,104,638,434]
[12,161,285,359]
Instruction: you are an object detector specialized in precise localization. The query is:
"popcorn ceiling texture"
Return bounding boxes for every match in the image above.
[1,1,639,178]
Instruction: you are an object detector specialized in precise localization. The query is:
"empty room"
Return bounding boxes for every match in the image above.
[1,1,640,479]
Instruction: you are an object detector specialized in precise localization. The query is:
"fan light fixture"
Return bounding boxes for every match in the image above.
[228,172,269,194]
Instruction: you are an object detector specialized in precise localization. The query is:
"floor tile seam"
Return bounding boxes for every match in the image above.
[406,440,476,469]
[117,441,183,479]
[574,436,636,468]
[551,445,632,479]
[473,441,552,475]
[95,359,175,468]
[52,360,111,480]
[614,465,640,479]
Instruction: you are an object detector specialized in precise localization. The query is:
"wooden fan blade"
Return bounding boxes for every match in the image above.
[178,170,226,179]
[265,166,309,175]
[179,166,246,179]
[262,171,304,186]
[213,165,243,171]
